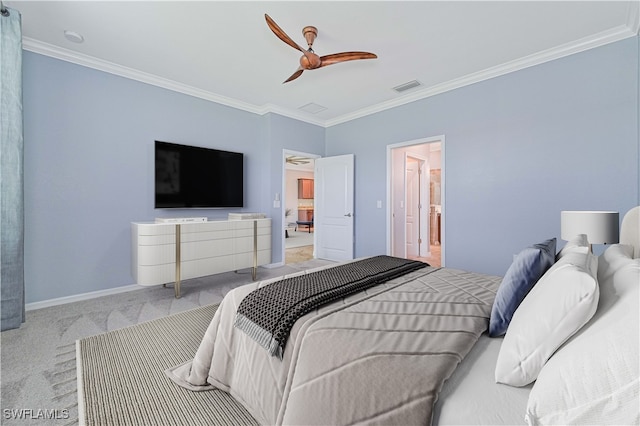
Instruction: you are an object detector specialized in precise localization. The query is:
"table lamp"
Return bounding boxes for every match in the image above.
[561,211,619,251]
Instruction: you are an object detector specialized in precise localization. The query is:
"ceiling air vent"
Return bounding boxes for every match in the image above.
[393,80,422,93]
[298,102,327,114]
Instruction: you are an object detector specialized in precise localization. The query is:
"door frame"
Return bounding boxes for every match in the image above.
[386,135,445,265]
[282,149,321,265]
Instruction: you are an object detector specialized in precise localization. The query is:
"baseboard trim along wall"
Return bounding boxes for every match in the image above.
[25,284,142,311]
[26,263,283,311]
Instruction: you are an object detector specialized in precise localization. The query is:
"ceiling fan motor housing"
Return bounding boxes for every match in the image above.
[300,52,321,69]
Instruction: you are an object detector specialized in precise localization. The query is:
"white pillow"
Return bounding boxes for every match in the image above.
[495,250,599,387]
[556,233,589,259]
[525,245,640,425]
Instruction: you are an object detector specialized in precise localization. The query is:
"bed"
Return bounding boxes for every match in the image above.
[168,206,639,425]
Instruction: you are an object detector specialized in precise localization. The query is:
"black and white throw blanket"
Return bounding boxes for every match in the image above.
[234,255,428,358]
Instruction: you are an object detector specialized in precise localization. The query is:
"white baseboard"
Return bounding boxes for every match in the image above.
[25,284,143,311]
[26,262,300,310]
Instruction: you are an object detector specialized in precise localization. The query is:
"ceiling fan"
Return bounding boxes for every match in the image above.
[265,14,378,83]
[286,155,312,165]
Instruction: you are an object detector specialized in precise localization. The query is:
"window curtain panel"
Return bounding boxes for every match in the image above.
[1,6,25,331]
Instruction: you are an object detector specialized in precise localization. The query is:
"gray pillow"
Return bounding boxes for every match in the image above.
[489,238,556,337]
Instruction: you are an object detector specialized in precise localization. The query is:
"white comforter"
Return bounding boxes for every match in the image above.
[167,262,501,425]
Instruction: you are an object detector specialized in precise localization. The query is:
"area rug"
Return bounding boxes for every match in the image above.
[285,245,314,264]
[76,304,257,426]
[285,230,314,249]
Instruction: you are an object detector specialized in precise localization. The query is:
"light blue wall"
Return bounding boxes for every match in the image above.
[23,53,270,303]
[326,36,639,276]
[264,113,326,263]
[22,36,639,303]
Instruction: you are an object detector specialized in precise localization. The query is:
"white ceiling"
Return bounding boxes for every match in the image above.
[6,1,639,127]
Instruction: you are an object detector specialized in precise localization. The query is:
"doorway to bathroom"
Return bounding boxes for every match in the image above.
[388,136,443,267]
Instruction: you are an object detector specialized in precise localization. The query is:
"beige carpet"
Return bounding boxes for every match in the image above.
[2,260,335,426]
[77,304,257,426]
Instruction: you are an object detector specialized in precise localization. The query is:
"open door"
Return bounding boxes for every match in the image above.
[406,155,430,257]
[314,154,354,261]
[406,157,419,257]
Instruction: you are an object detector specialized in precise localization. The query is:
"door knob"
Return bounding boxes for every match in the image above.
[344,213,352,217]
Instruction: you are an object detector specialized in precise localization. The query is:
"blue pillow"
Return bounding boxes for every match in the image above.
[489,238,556,337]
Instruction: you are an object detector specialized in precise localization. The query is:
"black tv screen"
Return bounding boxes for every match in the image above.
[155,141,243,208]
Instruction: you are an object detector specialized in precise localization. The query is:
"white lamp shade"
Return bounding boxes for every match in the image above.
[561,211,619,244]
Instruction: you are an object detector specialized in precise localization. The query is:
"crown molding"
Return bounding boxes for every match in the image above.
[23,37,267,113]
[325,24,638,127]
[23,17,638,130]
[258,103,326,127]
[23,37,330,127]
[626,0,640,34]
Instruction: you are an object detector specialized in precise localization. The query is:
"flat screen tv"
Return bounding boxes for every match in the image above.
[155,141,243,208]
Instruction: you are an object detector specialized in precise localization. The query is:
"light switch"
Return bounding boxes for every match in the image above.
[274,200,281,208]
[376,200,382,208]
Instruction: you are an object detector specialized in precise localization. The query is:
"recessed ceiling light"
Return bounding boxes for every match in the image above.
[64,30,84,44]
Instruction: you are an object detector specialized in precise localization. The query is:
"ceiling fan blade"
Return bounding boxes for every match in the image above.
[265,14,304,53]
[287,156,311,164]
[284,68,304,84]
[319,52,378,68]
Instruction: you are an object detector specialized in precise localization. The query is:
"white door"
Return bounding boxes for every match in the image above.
[315,154,354,261]
[406,157,419,257]
[404,154,430,258]
[419,161,430,256]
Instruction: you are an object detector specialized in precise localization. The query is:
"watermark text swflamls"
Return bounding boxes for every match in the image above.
[3,408,70,420]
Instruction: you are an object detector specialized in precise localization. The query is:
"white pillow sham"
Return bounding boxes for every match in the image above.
[495,250,599,387]
[525,244,639,425]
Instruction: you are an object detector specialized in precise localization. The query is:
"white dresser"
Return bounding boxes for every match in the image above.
[131,218,271,296]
